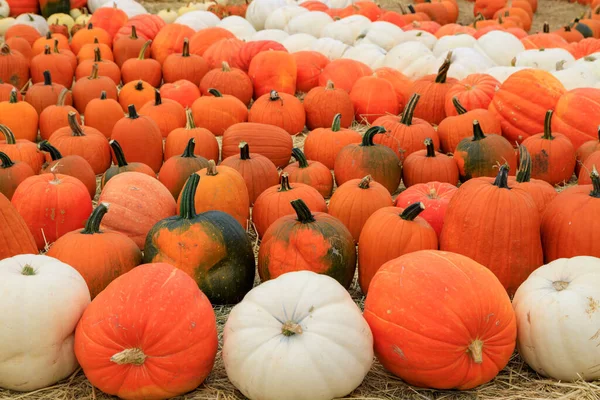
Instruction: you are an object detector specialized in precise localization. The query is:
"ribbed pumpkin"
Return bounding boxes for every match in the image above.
[328,175,393,242]
[5,24,41,47]
[358,203,438,294]
[521,110,576,186]
[318,59,373,93]
[163,38,209,86]
[158,138,209,199]
[75,47,121,86]
[110,105,163,173]
[113,26,150,69]
[77,40,114,63]
[0,43,30,89]
[579,151,600,185]
[113,14,166,43]
[222,123,293,168]
[199,62,253,106]
[39,140,97,198]
[0,83,21,102]
[88,4,128,40]
[441,164,543,295]
[47,112,111,174]
[0,89,39,142]
[139,90,186,138]
[101,140,156,188]
[191,88,248,136]
[118,80,155,112]
[70,23,111,55]
[403,138,459,187]
[282,148,333,198]
[4,37,32,64]
[304,80,354,130]
[72,63,118,114]
[98,171,177,249]
[248,50,297,99]
[0,152,35,200]
[0,190,37,258]
[151,23,195,65]
[164,109,219,162]
[304,114,362,170]
[30,45,74,88]
[349,76,400,125]
[541,166,600,262]
[364,250,516,389]
[24,70,69,115]
[188,26,235,56]
[145,173,256,305]
[203,38,244,70]
[334,126,402,194]
[221,142,279,205]
[253,173,327,238]
[0,125,44,173]
[83,91,124,139]
[248,90,305,135]
[178,161,250,229]
[454,120,517,181]
[258,199,356,288]
[11,171,92,250]
[47,203,142,299]
[444,73,499,117]
[372,94,439,162]
[553,88,600,152]
[489,69,566,143]
[39,88,79,140]
[373,67,411,106]
[576,128,600,176]
[160,79,201,108]
[292,51,330,93]
[121,41,162,87]
[235,40,287,73]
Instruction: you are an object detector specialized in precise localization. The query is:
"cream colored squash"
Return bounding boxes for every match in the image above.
[157,8,178,24]
[310,37,351,60]
[321,20,355,45]
[513,256,600,382]
[219,15,257,40]
[246,0,290,31]
[433,34,476,57]
[0,255,90,391]
[223,271,373,400]
[485,66,531,83]
[0,16,15,36]
[336,14,371,39]
[284,11,333,37]
[264,5,307,30]
[175,10,220,31]
[47,13,75,31]
[88,0,111,12]
[15,13,48,35]
[99,0,148,17]
[513,48,575,71]
[552,62,600,90]
[384,41,437,79]
[0,1,9,18]
[355,21,404,51]
[251,29,289,42]
[74,13,91,25]
[433,48,495,80]
[282,32,317,52]
[565,53,600,80]
[475,30,525,66]
[343,43,386,69]
[397,29,437,50]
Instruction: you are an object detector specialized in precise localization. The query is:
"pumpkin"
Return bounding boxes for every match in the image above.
[318,59,373,93]
[88,3,128,40]
[39,88,79,141]
[364,250,516,389]
[303,80,353,130]
[440,164,543,294]
[144,173,255,305]
[253,173,327,238]
[248,90,305,135]
[0,83,21,102]
[553,88,600,151]
[576,127,600,176]
[513,256,600,382]
[158,138,209,199]
[72,63,118,114]
[164,108,219,161]
[0,89,39,142]
[444,73,500,117]
[162,38,209,86]
[0,43,30,89]
[373,67,411,105]
[48,112,111,174]
[199,61,253,106]
[12,171,92,250]
[454,120,517,181]
[25,70,69,115]
[5,24,41,46]
[0,192,37,258]
[303,114,361,170]
[75,47,121,86]
[179,160,250,229]
[0,151,34,200]
[403,138,459,187]
[4,36,32,63]
[83,91,124,139]
[150,24,195,65]
[292,50,329,93]
[0,125,44,173]
[114,14,166,43]
[6,0,39,16]
[39,140,97,198]
[77,38,114,62]
[258,199,355,288]
[160,79,201,108]
[489,69,566,143]
[191,88,248,136]
[113,26,149,68]
[102,139,155,188]
[188,26,235,56]
[282,148,333,198]
[358,203,438,293]
[0,254,90,391]
[222,122,293,168]
[334,126,401,194]
[74,263,218,399]
[394,181,458,237]
[248,50,297,99]
[139,90,186,138]
[202,37,244,70]
[121,41,162,87]
[118,80,154,112]
[236,40,287,72]
[223,270,373,400]
[70,23,111,55]
[349,75,399,125]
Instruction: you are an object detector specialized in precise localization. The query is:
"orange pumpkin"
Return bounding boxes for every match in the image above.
[282,148,333,198]
[578,151,600,185]
[118,80,155,112]
[0,43,30,89]
[349,76,400,124]
[199,61,253,106]
[303,80,354,130]
[553,88,600,151]
[444,73,499,117]
[39,88,79,140]
[373,67,411,106]
[5,36,32,63]
[0,192,37,258]
[292,51,329,93]
[101,139,156,188]
[113,14,166,43]
[75,47,121,86]
[70,23,112,55]
[0,151,35,200]
[151,23,195,65]
[5,24,41,47]
[576,127,600,176]
[0,125,44,173]
[121,40,162,87]
[222,123,293,168]
[160,79,201,108]
[304,114,362,169]
[158,138,209,199]
[0,89,39,142]
[191,88,248,136]
[203,37,244,70]
[236,40,287,72]
[72,63,118,114]
[403,138,459,187]
[164,109,219,162]
[139,90,186,138]
[248,50,297,99]
[189,26,235,56]
[77,39,114,62]
[113,26,150,68]
[318,59,372,93]
[248,90,305,135]
[83,91,124,139]
[88,4,129,40]
[163,38,209,86]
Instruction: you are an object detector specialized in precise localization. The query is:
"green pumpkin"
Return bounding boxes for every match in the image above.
[39,0,71,18]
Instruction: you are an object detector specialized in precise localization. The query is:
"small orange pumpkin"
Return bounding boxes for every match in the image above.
[304,113,362,170]
[163,38,210,86]
[402,138,459,187]
[282,148,333,198]
[191,88,248,136]
[0,89,39,142]
[199,61,253,106]
[0,151,35,200]
[139,90,186,138]
[83,91,124,139]
[121,40,162,87]
[248,90,305,135]
[164,109,219,162]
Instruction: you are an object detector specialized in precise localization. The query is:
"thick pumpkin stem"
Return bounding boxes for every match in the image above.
[182,38,190,57]
[82,203,110,234]
[206,160,218,176]
[87,23,93,29]
[185,109,196,129]
[0,152,14,168]
[424,138,436,157]
[154,90,162,106]
[452,97,467,115]
[326,80,335,90]
[109,140,129,167]
[401,93,420,126]
[138,40,152,60]
[57,88,69,106]
[493,164,511,189]
[43,70,52,86]
[361,126,386,147]
[9,89,18,104]
[590,166,600,198]
[290,199,316,223]
[182,138,196,158]
[44,45,51,55]
[435,51,452,84]
[100,91,107,100]
[471,120,486,141]
[208,88,223,97]
[467,339,484,364]
[542,110,555,140]
[68,112,86,136]
[180,173,200,220]
[21,265,36,276]
[89,63,99,80]
[127,105,139,119]
[516,145,532,183]
[269,90,281,102]
[291,148,309,168]
[358,175,372,189]
[134,81,145,91]
[239,142,250,160]
[278,173,293,192]
[400,202,425,221]
[0,125,17,144]
[281,321,303,336]
[130,25,138,39]
[94,46,102,62]
[38,140,63,161]
[0,43,11,55]
[221,61,231,72]
[53,40,61,54]
[543,22,550,33]
[110,348,147,366]
[331,113,342,132]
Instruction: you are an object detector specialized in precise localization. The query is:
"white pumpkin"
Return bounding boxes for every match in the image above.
[47,13,75,31]
[513,256,600,382]
[485,66,531,83]
[343,43,386,69]
[175,10,220,31]
[219,15,257,40]
[311,37,351,60]
[178,1,216,14]
[433,34,476,57]
[99,0,148,17]
[157,8,178,24]
[475,30,525,66]
[336,14,371,39]
[384,41,437,79]
[321,21,355,45]
[355,21,404,51]
[433,48,496,80]
[74,12,91,25]
[513,48,575,71]
[329,0,373,8]
[251,29,289,42]
[15,13,48,36]
[0,1,9,18]
[264,5,307,30]
[284,11,333,37]
[0,255,90,391]
[565,53,600,80]
[246,0,290,31]
[223,271,373,400]
[0,16,15,36]
[552,62,600,90]
[281,33,317,52]
[397,29,437,50]
[87,0,112,12]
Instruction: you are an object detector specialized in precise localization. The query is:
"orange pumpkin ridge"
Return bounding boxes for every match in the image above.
[0,191,37,258]
[0,124,44,173]
[0,151,35,200]
[165,108,219,162]
[282,147,333,198]
[402,137,459,187]
[121,40,163,88]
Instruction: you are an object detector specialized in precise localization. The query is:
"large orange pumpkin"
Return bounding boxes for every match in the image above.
[202,38,244,70]
[162,38,210,86]
[189,26,235,56]
[349,76,400,125]
[292,50,329,93]
[199,61,253,106]
[304,114,362,169]
[444,73,500,117]
[158,138,209,199]
[0,125,44,173]
[552,87,600,150]
[191,88,248,136]
[0,89,39,142]
[248,90,305,135]
[83,91,124,139]
[303,80,354,130]
[248,50,297,99]
[222,123,293,168]
[0,192,37,258]
[151,23,195,65]
[0,43,30,89]
[0,151,34,200]
[139,90,186,139]
[164,109,219,161]
[72,63,118,114]
[318,59,372,93]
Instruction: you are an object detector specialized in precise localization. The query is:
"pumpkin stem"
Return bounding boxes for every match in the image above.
[326,80,335,90]
[134,81,144,91]
[206,160,218,176]
[182,38,190,57]
[38,140,63,161]
[278,172,293,191]
[542,110,555,140]
[180,173,200,220]
[435,51,452,84]
[590,166,600,198]
[400,202,425,221]
[185,108,196,129]
[89,63,99,80]
[290,199,316,224]
[87,23,93,29]
[361,126,386,147]
[269,90,281,102]
[93,46,102,62]
[424,138,436,157]
[400,93,420,126]
[68,112,85,136]
[493,164,511,189]
[109,140,129,167]
[0,152,15,168]
[43,70,52,86]
[44,45,51,55]
[552,280,569,291]
[331,113,342,132]
[208,88,223,97]
[291,148,309,168]
[543,22,550,33]
[130,25,138,39]
[467,339,484,364]
[0,125,16,144]
[452,97,467,115]
[138,40,152,60]
[239,142,250,160]
[515,145,532,183]
[8,88,18,104]
[110,348,147,366]
[53,40,60,54]
[21,265,36,276]
[358,175,372,189]
[100,91,107,100]
[221,61,231,71]
[127,104,139,119]
[81,203,110,234]
[0,43,11,55]
[281,321,303,336]
[56,88,69,106]
[154,90,162,105]
[182,138,196,158]
[471,120,486,141]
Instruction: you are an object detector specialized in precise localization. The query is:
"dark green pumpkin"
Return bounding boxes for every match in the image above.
[573,19,594,39]
[144,173,256,305]
[39,0,70,18]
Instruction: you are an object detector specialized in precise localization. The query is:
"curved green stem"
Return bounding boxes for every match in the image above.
[291,199,315,223]
[81,203,110,234]
[435,52,452,84]
[180,173,200,220]
[38,140,63,160]
[452,97,467,115]
[331,113,342,132]
[278,173,292,192]
[400,202,425,221]
[208,88,223,97]
[472,120,486,141]
[401,93,420,126]
[0,125,16,144]
[0,152,14,168]
[361,126,386,147]
[291,148,309,168]
[516,145,532,183]
[138,41,151,60]
[542,110,555,140]
[109,140,128,167]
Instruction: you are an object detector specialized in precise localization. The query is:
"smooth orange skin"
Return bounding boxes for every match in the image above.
[248,50,297,99]
[42,155,97,199]
[119,80,155,112]
[77,43,114,62]
[111,114,164,174]
[437,109,501,154]
[163,51,209,87]
[11,173,92,250]
[113,31,149,69]
[304,126,361,170]
[0,139,44,173]
[222,123,293,168]
[48,124,111,175]
[5,24,40,46]
[303,84,354,130]
[249,92,305,135]
[410,74,458,126]
[507,176,557,215]
[121,58,162,88]
[350,76,399,125]
[160,80,201,108]
[578,151,600,184]
[140,98,187,139]
[189,27,235,57]
[39,104,80,140]
[5,37,32,64]
[113,15,166,44]
[292,51,330,94]
[70,26,111,55]
[25,81,70,115]
[373,114,439,162]
[435,23,476,37]
[236,40,287,72]
[402,149,459,187]
[151,24,195,65]
[72,75,118,115]
[74,263,218,400]
[358,207,438,294]
[0,159,35,200]
[522,132,576,186]
[30,52,74,88]
[282,160,333,199]
[164,126,219,162]
[318,59,372,93]
[199,64,253,106]
[553,88,600,150]
[88,6,128,40]
[0,99,38,142]
[221,152,279,205]
[521,33,571,52]
[373,67,411,107]
[83,96,124,139]
[0,192,37,258]
[75,59,121,86]
[203,38,244,70]
[191,94,248,137]
[444,74,499,117]
[576,139,600,176]
[364,250,516,390]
